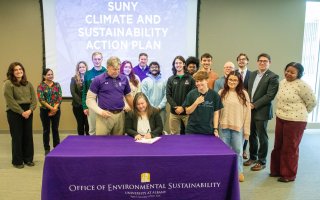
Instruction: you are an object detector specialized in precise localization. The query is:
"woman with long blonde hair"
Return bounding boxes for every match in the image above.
[70,61,89,135]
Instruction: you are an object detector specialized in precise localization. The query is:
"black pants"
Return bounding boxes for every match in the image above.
[249,119,269,165]
[72,106,89,135]
[40,108,61,151]
[7,104,34,165]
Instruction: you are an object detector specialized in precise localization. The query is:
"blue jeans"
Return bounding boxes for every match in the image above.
[220,129,243,173]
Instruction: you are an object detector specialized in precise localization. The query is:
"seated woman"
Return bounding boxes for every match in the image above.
[125,92,163,140]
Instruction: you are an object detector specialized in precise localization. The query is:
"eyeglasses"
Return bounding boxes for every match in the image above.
[238,58,247,61]
[258,60,269,63]
[228,79,238,82]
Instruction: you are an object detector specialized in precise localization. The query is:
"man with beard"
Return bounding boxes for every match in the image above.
[141,61,167,127]
[236,53,251,159]
[236,53,251,90]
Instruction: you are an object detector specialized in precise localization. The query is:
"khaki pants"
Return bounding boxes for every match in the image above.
[96,111,125,135]
[87,107,96,135]
[169,113,189,135]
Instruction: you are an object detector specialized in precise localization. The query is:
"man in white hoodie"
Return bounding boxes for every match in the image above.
[141,61,167,127]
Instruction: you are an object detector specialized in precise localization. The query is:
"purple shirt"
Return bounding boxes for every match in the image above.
[89,73,131,110]
[133,65,149,81]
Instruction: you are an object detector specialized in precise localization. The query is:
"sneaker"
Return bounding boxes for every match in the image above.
[239,173,245,182]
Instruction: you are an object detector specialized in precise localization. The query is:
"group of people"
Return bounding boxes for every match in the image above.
[4,63,62,168]
[4,52,317,186]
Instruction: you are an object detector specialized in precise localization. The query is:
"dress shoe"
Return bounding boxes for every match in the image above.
[25,161,35,167]
[251,163,266,171]
[239,173,245,182]
[278,177,294,183]
[243,159,256,166]
[13,164,24,169]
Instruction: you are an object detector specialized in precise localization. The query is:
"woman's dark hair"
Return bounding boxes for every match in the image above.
[42,68,53,81]
[6,62,28,86]
[133,92,154,119]
[120,60,139,87]
[171,55,187,75]
[285,62,304,79]
[220,71,248,106]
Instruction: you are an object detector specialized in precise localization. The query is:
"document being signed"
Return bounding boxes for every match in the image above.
[135,137,161,144]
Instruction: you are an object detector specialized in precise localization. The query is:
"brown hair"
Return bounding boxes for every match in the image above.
[193,70,208,81]
[6,62,28,86]
[133,92,154,119]
[74,61,88,86]
[220,71,247,106]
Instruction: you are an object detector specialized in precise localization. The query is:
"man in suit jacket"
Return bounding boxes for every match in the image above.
[236,53,251,160]
[244,53,279,171]
[236,53,251,90]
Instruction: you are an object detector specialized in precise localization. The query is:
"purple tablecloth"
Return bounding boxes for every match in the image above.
[41,135,240,200]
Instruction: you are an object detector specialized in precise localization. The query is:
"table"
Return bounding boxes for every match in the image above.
[41,135,240,200]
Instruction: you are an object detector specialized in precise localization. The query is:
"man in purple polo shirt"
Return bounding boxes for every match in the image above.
[86,56,134,135]
[133,52,149,81]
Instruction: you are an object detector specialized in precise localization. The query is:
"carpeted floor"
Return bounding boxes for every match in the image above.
[0,130,319,200]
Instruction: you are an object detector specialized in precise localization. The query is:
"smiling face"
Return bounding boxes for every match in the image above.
[44,70,54,81]
[174,58,185,73]
[285,66,299,82]
[223,62,235,76]
[92,54,103,68]
[257,56,270,72]
[123,63,132,76]
[13,65,24,80]
[227,75,239,90]
[149,64,160,76]
[196,79,208,92]
[237,55,248,69]
[139,55,148,67]
[201,57,212,71]
[78,63,87,74]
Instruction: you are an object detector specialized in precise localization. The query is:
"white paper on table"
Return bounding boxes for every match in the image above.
[135,137,161,144]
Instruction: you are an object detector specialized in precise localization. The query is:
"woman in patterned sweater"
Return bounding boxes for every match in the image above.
[270,62,316,183]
